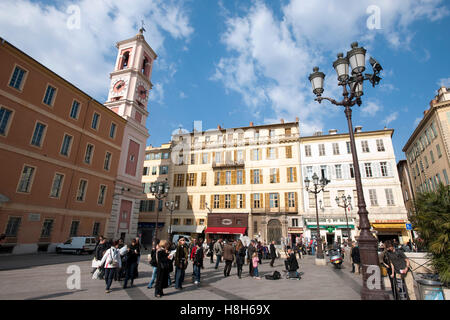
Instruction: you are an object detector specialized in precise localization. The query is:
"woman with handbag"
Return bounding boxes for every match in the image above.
[99,240,122,293]
[154,240,171,298]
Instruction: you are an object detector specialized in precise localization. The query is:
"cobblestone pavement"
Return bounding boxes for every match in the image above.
[0,252,370,300]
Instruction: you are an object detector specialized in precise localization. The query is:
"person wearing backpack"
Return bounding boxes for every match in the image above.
[191,240,204,285]
[99,240,122,293]
[147,242,159,289]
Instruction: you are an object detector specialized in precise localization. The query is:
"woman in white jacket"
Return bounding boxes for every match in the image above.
[100,240,122,293]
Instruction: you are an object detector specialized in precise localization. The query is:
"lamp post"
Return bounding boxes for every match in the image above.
[335,195,353,243]
[150,179,169,243]
[308,42,388,299]
[165,200,179,238]
[304,172,330,264]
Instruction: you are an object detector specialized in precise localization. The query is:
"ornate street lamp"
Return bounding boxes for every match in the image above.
[165,200,179,238]
[335,195,353,243]
[150,179,169,243]
[304,172,330,264]
[309,41,388,300]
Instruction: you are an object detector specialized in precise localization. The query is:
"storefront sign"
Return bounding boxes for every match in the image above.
[405,223,412,230]
[221,219,233,225]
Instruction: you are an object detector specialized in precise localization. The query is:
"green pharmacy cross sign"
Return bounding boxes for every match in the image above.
[326,226,336,233]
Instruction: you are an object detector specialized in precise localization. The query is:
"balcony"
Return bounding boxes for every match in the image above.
[212,160,245,169]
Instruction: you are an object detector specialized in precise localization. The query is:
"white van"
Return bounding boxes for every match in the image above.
[56,236,97,254]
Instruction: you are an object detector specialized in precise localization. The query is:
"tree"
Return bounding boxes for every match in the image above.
[410,183,450,284]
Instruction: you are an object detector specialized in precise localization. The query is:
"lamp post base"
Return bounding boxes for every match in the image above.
[315,257,327,266]
[361,287,391,300]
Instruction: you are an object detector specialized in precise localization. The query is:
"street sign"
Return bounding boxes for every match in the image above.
[405,223,412,230]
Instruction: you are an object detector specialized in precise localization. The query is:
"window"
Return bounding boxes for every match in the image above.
[160,166,168,175]
[269,129,276,138]
[253,194,261,208]
[254,130,260,140]
[236,150,244,162]
[175,174,184,187]
[380,162,388,177]
[31,122,46,147]
[162,152,170,159]
[286,146,293,159]
[5,217,21,237]
[199,219,205,226]
[41,219,54,238]
[191,153,195,165]
[84,144,94,164]
[187,196,193,210]
[60,134,73,156]
[143,167,149,176]
[376,139,385,152]
[335,165,342,179]
[253,169,260,184]
[69,221,80,237]
[305,145,312,157]
[187,173,196,186]
[431,122,438,138]
[109,123,116,139]
[288,192,296,208]
[9,66,27,90]
[437,144,442,158]
[430,150,435,163]
[364,163,373,178]
[424,156,429,168]
[369,189,378,206]
[237,194,244,209]
[43,85,56,106]
[361,141,370,153]
[225,194,231,208]
[270,168,278,183]
[175,196,181,210]
[152,166,157,175]
[92,222,100,236]
[292,218,299,227]
[50,173,64,198]
[201,172,207,186]
[17,165,35,193]
[237,170,243,185]
[215,151,222,163]
[215,172,220,185]
[404,190,409,201]
[443,169,449,185]
[202,153,208,164]
[226,171,231,185]
[268,147,276,159]
[76,179,88,201]
[0,107,13,136]
[173,218,180,225]
[320,165,328,179]
[385,189,394,206]
[139,200,155,212]
[98,185,107,205]
[104,152,112,171]
[306,166,313,179]
[70,101,80,119]
[319,144,326,156]
[332,143,340,155]
[287,167,296,182]
[349,164,355,178]
[253,149,261,161]
[214,195,220,209]
[285,128,291,136]
[91,113,100,130]
[270,193,279,208]
[346,141,352,154]
[323,191,331,207]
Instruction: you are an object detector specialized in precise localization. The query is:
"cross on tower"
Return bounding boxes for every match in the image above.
[139,20,146,34]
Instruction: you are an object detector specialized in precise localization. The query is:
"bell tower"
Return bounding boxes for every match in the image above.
[104,28,157,243]
[105,27,157,128]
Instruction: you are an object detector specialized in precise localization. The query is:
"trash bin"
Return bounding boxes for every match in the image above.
[416,278,446,300]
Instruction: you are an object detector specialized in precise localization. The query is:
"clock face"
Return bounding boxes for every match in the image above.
[113,80,126,93]
[135,82,149,103]
[110,78,129,97]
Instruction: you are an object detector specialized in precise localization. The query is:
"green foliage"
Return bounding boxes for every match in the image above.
[411,184,450,284]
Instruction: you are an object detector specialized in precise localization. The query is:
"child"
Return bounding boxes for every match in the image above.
[252,252,261,279]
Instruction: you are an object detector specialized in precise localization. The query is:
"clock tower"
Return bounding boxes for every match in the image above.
[104,28,157,242]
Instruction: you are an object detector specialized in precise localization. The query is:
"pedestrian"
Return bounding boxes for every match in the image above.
[223,240,235,277]
[350,241,361,274]
[235,240,246,279]
[134,237,141,279]
[213,238,224,269]
[252,252,261,279]
[117,238,127,281]
[247,241,256,276]
[155,240,172,298]
[257,241,263,264]
[191,239,204,285]
[99,240,122,293]
[208,240,214,264]
[122,239,139,288]
[93,237,107,277]
[269,241,277,267]
[147,242,159,289]
[380,241,395,297]
[174,237,189,290]
[385,240,416,300]
[285,248,300,278]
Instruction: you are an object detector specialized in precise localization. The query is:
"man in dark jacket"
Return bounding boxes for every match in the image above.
[123,239,139,288]
[247,241,256,276]
[350,241,361,274]
[208,240,214,263]
[174,237,189,290]
[285,248,300,277]
[223,240,235,277]
[269,241,277,267]
[191,240,204,285]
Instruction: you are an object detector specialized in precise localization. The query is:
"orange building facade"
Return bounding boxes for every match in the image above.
[0,38,126,254]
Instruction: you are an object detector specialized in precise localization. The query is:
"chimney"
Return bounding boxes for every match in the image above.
[313,131,323,136]
[217,125,222,130]
[354,126,362,133]
[329,129,337,135]
[295,117,299,122]
[250,122,254,127]
[280,118,285,124]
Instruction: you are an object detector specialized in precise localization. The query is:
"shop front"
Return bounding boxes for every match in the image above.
[137,222,164,246]
[305,223,355,245]
[205,213,248,242]
[170,225,206,241]
[288,227,304,245]
[371,220,410,244]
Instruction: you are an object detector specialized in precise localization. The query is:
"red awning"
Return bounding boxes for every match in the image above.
[205,227,247,235]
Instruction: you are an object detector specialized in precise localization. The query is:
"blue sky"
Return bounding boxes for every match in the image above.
[1,0,449,162]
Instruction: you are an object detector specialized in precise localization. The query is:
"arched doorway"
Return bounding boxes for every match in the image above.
[267,219,282,245]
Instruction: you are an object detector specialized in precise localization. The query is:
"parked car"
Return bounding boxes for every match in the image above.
[56,236,97,255]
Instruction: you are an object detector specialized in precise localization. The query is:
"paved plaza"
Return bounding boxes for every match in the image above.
[0,251,370,300]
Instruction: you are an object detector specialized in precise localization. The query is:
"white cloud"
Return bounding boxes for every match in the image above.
[382,112,399,126]
[149,83,164,104]
[179,91,187,99]
[212,0,448,133]
[361,101,383,117]
[438,77,450,88]
[0,0,193,101]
